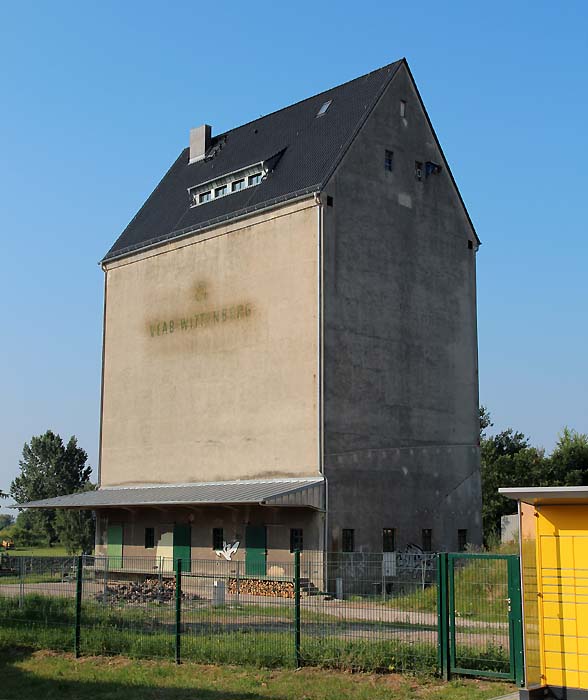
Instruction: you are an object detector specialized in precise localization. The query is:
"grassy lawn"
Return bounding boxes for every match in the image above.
[0,646,516,700]
[3,546,74,557]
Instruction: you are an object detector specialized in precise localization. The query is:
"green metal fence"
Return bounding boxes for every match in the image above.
[0,550,523,680]
[437,553,524,685]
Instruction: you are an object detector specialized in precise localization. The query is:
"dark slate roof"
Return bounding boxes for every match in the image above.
[12,477,324,510]
[103,61,403,262]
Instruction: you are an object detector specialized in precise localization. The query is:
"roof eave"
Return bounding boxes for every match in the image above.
[100,187,320,267]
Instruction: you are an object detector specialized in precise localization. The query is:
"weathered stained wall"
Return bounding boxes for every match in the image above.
[100,200,320,486]
[323,63,482,551]
[94,505,323,571]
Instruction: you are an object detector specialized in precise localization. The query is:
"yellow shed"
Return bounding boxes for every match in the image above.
[501,486,588,700]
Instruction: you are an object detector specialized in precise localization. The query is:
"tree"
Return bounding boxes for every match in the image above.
[55,483,97,554]
[10,430,93,546]
[546,428,588,486]
[479,405,493,440]
[479,408,548,541]
[481,430,546,540]
[0,514,14,531]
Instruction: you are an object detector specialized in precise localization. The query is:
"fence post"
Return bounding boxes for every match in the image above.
[74,555,83,658]
[18,556,24,609]
[436,552,451,680]
[508,555,525,687]
[175,558,182,665]
[236,559,241,605]
[294,549,301,668]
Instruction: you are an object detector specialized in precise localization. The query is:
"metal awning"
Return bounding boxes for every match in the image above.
[12,477,325,511]
[499,486,588,506]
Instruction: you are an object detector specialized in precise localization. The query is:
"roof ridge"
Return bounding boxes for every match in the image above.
[318,59,403,189]
[212,60,403,141]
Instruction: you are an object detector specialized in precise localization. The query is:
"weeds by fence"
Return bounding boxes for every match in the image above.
[0,552,516,678]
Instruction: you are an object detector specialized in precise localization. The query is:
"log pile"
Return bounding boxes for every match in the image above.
[227,578,294,598]
[95,578,200,605]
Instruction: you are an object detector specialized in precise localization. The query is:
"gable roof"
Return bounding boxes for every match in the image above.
[103,61,403,262]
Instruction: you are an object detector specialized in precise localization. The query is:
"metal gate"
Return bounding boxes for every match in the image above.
[437,553,524,685]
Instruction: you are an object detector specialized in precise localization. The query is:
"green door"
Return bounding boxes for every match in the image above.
[173,524,191,573]
[245,526,266,576]
[107,524,123,569]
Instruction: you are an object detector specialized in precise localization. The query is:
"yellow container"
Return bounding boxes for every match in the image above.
[501,487,588,700]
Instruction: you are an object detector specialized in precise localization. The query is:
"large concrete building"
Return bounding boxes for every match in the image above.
[19,60,482,575]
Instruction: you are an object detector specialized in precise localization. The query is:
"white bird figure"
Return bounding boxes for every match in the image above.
[215,540,240,561]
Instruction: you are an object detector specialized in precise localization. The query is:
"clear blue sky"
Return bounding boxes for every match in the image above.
[1,1,587,508]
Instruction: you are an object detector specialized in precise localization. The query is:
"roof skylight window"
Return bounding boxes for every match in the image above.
[248,173,262,187]
[215,185,228,198]
[199,191,211,204]
[316,99,332,117]
[232,179,245,192]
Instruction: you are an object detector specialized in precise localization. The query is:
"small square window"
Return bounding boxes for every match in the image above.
[232,179,245,192]
[383,528,396,552]
[144,527,155,549]
[248,173,262,187]
[342,529,355,552]
[215,185,227,198]
[458,529,468,552]
[422,528,432,552]
[199,190,211,204]
[212,528,224,550]
[326,195,334,207]
[400,100,407,118]
[290,528,303,553]
[468,240,474,250]
[384,150,394,172]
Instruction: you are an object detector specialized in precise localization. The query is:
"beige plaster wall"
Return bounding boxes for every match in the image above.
[100,200,320,486]
[95,506,323,569]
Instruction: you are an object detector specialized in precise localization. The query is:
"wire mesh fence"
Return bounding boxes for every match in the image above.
[0,550,521,679]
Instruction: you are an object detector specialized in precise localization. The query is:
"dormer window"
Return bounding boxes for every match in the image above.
[188,151,285,209]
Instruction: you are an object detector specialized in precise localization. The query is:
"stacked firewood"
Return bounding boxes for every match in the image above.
[95,578,199,604]
[227,578,294,598]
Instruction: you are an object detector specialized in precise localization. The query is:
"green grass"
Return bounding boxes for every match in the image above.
[3,546,74,557]
[0,593,511,675]
[0,646,516,699]
[390,552,516,623]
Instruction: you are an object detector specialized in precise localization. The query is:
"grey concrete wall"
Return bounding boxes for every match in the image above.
[322,63,482,551]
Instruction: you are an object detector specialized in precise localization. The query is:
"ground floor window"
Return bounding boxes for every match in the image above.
[458,528,468,551]
[342,529,355,552]
[144,527,155,549]
[212,527,224,550]
[383,528,396,552]
[290,528,303,553]
[422,528,432,552]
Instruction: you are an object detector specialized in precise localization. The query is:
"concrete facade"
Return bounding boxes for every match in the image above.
[322,63,482,552]
[93,62,482,567]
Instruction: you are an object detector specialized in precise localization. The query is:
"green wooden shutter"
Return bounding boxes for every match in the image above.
[173,524,191,573]
[245,525,267,576]
[107,524,123,569]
